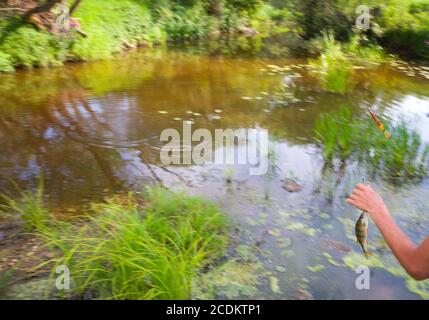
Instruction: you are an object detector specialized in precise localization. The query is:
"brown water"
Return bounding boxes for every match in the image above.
[1,48,429,299]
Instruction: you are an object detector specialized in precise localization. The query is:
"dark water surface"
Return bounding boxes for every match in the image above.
[1,48,429,299]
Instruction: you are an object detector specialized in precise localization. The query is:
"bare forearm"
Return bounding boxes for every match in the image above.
[370,207,429,280]
[348,183,429,280]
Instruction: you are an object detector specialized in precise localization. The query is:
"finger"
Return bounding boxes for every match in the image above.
[348,194,357,201]
[347,198,357,206]
[356,183,366,190]
[352,189,363,197]
[347,198,365,211]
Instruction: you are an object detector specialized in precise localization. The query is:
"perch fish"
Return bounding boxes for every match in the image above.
[355,212,372,259]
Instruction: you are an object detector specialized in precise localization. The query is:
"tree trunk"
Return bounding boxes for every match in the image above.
[23,0,62,19]
[69,0,82,16]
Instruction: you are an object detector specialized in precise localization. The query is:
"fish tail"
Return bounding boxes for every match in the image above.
[364,250,373,259]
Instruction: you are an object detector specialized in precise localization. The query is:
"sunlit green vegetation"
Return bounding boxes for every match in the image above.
[308,32,391,94]
[309,32,351,94]
[1,0,428,72]
[315,108,429,183]
[0,0,274,71]
[0,178,49,231]
[13,187,229,299]
[293,0,429,60]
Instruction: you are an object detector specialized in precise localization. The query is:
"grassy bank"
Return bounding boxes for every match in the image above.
[1,186,231,299]
[0,0,276,72]
[0,1,427,72]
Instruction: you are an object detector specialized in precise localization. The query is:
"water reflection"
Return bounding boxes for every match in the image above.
[0,49,429,299]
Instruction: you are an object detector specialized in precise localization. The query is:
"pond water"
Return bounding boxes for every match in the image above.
[1,47,429,299]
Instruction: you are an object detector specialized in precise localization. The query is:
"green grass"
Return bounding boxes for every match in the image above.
[31,187,230,300]
[309,32,352,94]
[315,108,357,161]
[364,122,429,183]
[308,32,393,94]
[0,0,274,71]
[315,108,429,184]
[0,178,50,231]
[0,1,157,70]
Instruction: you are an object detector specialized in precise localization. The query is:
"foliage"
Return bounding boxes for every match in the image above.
[290,0,429,60]
[0,177,50,231]
[315,108,356,160]
[315,108,429,183]
[309,32,351,94]
[157,3,213,41]
[34,187,230,299]
[309,32,393,94]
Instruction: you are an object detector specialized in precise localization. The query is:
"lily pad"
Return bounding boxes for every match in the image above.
[269,276,282,294]
[307,264,326,273]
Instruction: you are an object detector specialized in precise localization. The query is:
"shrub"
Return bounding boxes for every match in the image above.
[36,187,230,299]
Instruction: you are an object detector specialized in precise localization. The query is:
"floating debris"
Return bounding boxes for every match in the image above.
[186,110,193,114]
[193,112,202,116]
[268,229,281,237]
[214,109,223,114]
[173,117,182,121]
[295,288,314,300]
[242,97,253,100]
[208,114,222,121]
[321,238,352,253]
[282,179,303,193]
[267,64,279,69]
[158,110,168,114]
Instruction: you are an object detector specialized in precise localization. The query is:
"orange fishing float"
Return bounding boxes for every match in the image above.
[367,107,391,140]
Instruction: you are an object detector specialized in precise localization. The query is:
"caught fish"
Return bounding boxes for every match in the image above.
[367,107,391,140]
[355,212,372,259]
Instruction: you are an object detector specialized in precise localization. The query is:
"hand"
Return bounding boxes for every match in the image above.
[347,184,389,220]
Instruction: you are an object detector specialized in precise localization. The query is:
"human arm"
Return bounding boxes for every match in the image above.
[347,183,429,281]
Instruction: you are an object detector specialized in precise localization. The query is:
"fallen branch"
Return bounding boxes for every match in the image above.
[0,8,26,12]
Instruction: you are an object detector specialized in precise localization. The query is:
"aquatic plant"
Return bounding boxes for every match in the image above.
[0,178,49,231]
[343,251,429,299]
[309,32,351,94]
[35,187,230,300]
[223,166,235,183]
[315,108,429,184]
[308,32,394,94]
[314,108,358,161]
[365,121,429,183]
[192,259,268,299]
